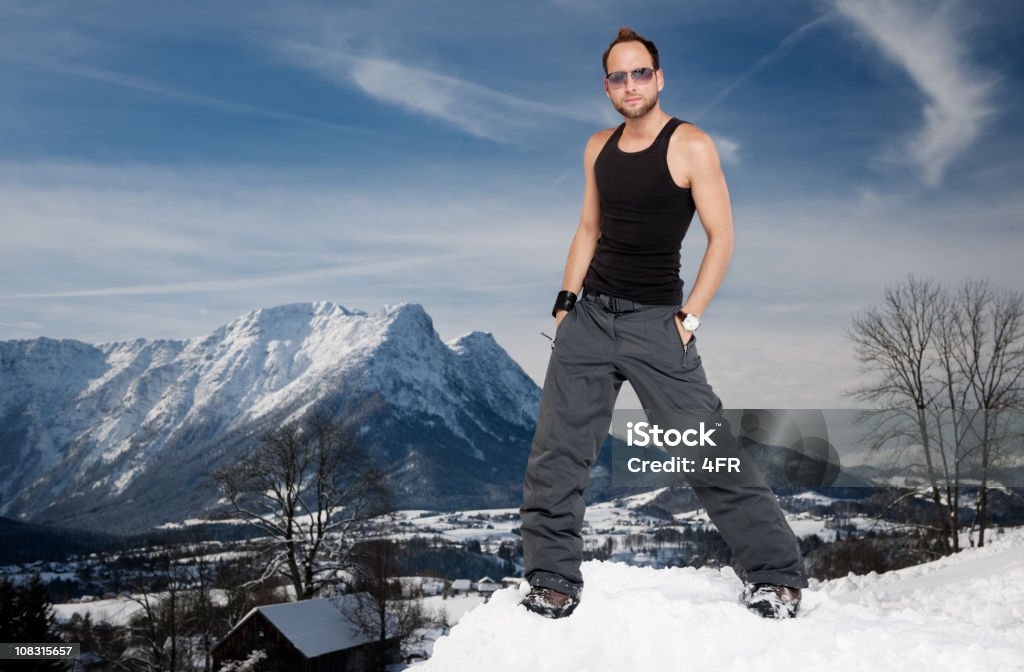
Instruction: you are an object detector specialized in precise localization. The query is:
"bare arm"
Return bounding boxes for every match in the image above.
[555,132,607,325]
[676,129,734,339]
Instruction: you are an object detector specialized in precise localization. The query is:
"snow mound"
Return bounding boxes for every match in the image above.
[418,529,1024,671]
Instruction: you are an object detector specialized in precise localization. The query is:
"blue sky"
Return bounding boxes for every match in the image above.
[1,0,1022,407]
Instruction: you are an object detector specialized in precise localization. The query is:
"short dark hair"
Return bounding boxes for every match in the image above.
[602,27,660,74]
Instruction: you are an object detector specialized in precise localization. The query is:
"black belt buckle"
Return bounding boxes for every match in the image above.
[606,294,638,314]
[586,290,639,314]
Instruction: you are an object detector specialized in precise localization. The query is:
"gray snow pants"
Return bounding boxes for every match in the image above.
[520,291,808,597]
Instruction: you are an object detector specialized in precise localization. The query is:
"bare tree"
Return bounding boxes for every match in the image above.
[953,279,1024,546]
[121,548,190,672]
[846,275,952,551]
[846,275,1024,551]
[178,531,219,672]
[339,536,435,672]
[212,406,391,600]
[927,284,982,552]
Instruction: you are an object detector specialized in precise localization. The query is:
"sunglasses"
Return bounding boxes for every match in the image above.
[605,67,655,88]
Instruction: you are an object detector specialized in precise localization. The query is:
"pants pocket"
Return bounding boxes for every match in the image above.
[552,305,579,349]
[669,311,696,347]
[667,311,699,369]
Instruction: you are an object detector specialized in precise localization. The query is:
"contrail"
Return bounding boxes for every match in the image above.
[693,10,839,121]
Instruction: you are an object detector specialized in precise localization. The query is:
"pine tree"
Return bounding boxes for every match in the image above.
[0,577,18,642]
[0,574,65,670]
[22,574,59,643]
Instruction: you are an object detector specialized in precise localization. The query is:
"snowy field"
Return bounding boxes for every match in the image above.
[414,527,1024,671]
[52,595,146,625]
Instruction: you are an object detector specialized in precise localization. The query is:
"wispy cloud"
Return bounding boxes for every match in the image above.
[0,51,370,135]
[274,40,599,142]
[714,136,741,165]
[0,254,473,300]
[0,160,572,304]
[833,0,1001,187]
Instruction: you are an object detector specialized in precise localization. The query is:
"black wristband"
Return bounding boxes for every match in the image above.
[552,290,578,318]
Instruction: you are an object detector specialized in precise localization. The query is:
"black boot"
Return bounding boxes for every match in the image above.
[520,585,580,619]
[741,583,801,619]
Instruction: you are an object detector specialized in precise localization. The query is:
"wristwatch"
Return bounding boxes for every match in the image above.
[677,311,700,332]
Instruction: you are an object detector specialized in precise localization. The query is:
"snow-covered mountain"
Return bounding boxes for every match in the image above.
[0,301,541,533]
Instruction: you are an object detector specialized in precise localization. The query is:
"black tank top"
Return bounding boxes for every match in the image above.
[583,117,696,306]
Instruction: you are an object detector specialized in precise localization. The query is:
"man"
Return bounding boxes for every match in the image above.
[518,27,808,620]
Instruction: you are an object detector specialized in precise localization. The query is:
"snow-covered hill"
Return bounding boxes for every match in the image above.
[417,527,1024,671]
[0,301,540,532]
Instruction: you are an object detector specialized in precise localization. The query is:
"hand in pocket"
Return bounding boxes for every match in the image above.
[673,313,694,346]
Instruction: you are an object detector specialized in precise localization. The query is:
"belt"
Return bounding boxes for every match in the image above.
[583,290,676,314]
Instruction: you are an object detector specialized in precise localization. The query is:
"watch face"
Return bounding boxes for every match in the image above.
[682,315,700,331]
